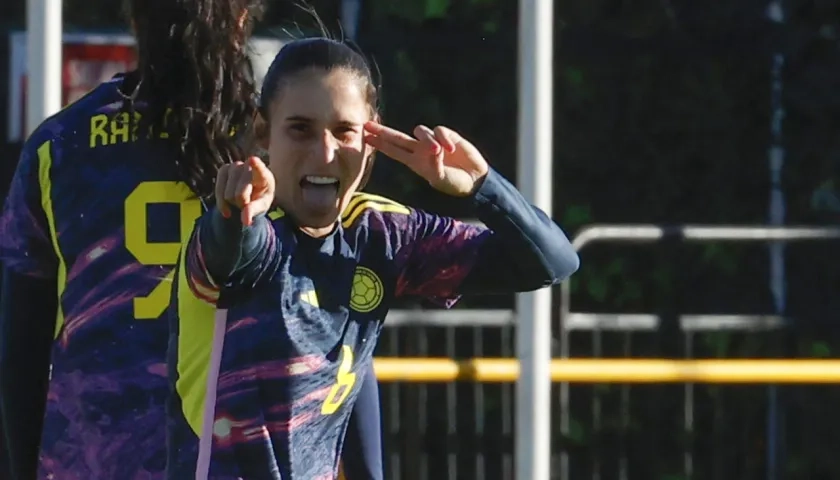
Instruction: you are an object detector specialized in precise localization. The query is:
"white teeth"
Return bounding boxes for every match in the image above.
[305,176,339,185]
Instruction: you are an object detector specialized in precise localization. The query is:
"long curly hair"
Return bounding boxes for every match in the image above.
[124,0,266,198]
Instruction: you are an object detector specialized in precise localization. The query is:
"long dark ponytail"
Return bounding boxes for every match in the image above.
[124,0,265,198]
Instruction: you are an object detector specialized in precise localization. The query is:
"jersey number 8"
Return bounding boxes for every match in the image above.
[321,345,357,415]
[124,181,202,319]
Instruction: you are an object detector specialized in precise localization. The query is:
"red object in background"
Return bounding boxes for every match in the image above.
[7,33,137,142]
[63,43,137,105]
[7,32,281,143]
[22,44,136,128]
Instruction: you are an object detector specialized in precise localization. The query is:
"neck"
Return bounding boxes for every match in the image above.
[299,224,336,238]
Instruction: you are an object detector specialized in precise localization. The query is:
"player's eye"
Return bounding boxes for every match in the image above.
[287,123,310,138]
[333,126,359,143]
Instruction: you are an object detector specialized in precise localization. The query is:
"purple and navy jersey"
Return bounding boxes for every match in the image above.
[0,76,201,479]
[168,193,489,479]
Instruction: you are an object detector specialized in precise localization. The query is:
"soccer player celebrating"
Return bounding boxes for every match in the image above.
[0,3,383,479]
[167,37,580,479]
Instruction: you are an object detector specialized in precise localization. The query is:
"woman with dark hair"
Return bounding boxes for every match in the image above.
[0,1,264,478]
[0,3,374,480]
[167,36,579,479]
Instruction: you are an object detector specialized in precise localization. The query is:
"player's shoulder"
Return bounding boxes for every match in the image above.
[25,76,126,153]
[340,192,412,230]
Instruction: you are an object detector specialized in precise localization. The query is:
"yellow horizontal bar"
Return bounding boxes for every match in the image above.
[373,358,840,384]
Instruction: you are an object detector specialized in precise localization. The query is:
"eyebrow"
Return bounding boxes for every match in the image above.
[284,115,361,128]
[284,115,312,123]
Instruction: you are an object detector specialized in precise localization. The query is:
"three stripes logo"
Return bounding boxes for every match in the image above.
[340,193,409,228]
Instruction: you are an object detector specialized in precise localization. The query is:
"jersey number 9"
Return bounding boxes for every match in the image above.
[321,345,357,415]
[124,181,201,319]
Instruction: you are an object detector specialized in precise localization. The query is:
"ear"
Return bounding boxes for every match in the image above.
[363,112,380,157]
[358,152,377,190]
[363,140,376,158]
[254,113,269,150]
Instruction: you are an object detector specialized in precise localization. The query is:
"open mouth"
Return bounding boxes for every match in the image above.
[299,175,340,211]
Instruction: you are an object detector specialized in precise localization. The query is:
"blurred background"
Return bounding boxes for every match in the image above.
[4,0,840,479]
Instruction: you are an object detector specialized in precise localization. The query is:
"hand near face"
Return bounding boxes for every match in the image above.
[215,156,276,226]
[363,122,489,197]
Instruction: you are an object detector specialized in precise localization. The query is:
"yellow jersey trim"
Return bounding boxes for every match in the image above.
[37,141,68,338]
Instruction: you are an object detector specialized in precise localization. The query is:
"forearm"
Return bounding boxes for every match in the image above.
[0,268,55,480]
[460,168,580,293]
[191,207,275,284]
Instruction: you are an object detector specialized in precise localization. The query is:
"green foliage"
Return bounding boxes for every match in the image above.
[354,2,840,472]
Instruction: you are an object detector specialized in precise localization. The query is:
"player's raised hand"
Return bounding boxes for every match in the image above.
[215,156,275,226]
[363,122,489,197]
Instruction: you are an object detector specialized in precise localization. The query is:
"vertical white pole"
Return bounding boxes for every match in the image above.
[340,0,362,42]
[516,0,554,479]
[26,0,63,136]
[766,2,786,479]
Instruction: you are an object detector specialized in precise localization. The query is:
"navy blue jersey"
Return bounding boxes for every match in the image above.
[338,367,383,480]
[0,74,385,480]
[167,170,580,479]
[0,421,8,479]
[0,76,199,479]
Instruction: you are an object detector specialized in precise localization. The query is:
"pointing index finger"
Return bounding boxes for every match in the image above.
[248,156,272,186]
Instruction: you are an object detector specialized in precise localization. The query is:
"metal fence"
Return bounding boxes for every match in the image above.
[375,225,840,480]
[377,317,519,480]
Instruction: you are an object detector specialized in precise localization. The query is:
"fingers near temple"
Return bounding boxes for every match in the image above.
[413,125,441,154]
[366,122,418,152]
[365,136,417,165]
[433,126,458,152]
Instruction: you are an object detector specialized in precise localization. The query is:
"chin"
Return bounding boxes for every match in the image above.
[298,209,340,230]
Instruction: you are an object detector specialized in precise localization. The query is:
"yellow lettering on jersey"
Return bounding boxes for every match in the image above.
[90,114,108,148]
[88,108,174,148]
[321,346,357,415]
[110,112,131,145]
[133,270,177,320]
[124,181,201,319]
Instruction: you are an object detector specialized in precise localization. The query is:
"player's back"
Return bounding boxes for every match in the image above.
[0,76,201,479]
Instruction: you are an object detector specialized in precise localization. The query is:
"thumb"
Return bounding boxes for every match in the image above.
[240,196,272,226]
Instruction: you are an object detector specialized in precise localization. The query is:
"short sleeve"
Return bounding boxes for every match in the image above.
[392,208,490,307]
[0,140,57,278]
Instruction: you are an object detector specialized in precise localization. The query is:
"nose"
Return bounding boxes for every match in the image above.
[314,130,339,165]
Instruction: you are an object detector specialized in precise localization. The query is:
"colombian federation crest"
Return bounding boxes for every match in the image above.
[349,266,383,313]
